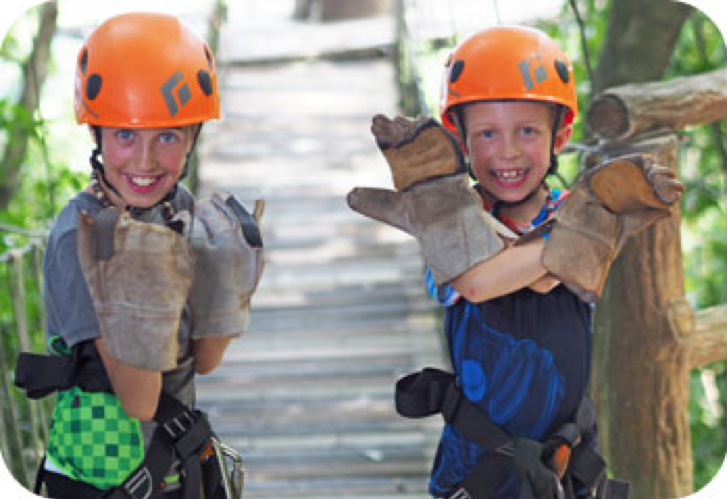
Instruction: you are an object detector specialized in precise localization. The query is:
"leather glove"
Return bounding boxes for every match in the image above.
[540,154,684,302]
[185,192,265,339]
[347,114,514,285]
[76,208,194,371]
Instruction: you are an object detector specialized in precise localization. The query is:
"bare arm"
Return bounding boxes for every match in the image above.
[451,238,551,303]
[95,338,161,421]
[193,337,233,375]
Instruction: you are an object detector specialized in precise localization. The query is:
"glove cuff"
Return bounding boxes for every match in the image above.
[191,302,250,339]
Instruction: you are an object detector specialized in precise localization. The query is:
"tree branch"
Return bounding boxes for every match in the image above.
[685,303,727,369]
[586,69,727,141]
[0,2,58,210]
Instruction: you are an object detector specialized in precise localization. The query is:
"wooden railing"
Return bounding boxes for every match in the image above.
[0,238,52,489]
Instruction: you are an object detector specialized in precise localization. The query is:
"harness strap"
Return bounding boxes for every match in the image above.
[396,368,519,498]
[15,340,112,398]
[15,352,76,399]
[395,368,629,499]
[396,368,511,450]
[102,393,213,499]
[100,426,175,499]
[14,341,217,499]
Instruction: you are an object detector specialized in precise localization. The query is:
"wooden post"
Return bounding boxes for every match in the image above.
[585,70,727,498]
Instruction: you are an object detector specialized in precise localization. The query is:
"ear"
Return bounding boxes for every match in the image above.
[553,123,572,154]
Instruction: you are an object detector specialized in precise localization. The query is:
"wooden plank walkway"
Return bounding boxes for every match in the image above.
[194,4,447,499]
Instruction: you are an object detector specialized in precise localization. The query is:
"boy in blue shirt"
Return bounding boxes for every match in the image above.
[348,25,682,499]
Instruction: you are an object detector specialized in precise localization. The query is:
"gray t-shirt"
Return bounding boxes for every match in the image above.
[43,187,198,469]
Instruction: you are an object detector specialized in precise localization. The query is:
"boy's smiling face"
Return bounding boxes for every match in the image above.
[98,126,196,208]
[463,100,571,206]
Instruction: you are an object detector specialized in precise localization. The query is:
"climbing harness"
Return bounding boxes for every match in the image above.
[15,338,244,499]
[395,368,630,499]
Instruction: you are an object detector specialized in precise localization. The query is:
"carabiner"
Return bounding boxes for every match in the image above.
[211,436,245,499]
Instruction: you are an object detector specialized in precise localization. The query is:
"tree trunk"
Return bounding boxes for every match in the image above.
[590,134,694,498]
[592,0,692,96]
[0,2,58,210]
[587,2,716,497]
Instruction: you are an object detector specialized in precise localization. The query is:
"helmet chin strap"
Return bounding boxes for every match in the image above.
[488,182,549,221]
[89,125,202,220]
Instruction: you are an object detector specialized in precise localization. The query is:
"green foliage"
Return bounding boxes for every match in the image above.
[668,12,726,310]
[0,6,81,485]
[0,133,86,253]
[667,14,727,487]
[689,361,726,490]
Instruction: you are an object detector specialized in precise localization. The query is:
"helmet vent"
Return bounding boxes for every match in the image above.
[555,60,570,84]
[79,49,88,75]
[204,46,213,69]
[198,70,213,96]
[450,60,465,84]
[86,74,102,100]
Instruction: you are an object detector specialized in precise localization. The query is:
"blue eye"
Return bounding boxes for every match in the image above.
[158,132,181,144]
[115,129,134,141]
[480,130,495,139]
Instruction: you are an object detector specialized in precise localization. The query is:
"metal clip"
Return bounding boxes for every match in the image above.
[211,436,245,499]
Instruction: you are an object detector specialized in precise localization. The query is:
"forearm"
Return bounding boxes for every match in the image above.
[451,238,547,303]
[193,336,232,374]
[95,338,162,420]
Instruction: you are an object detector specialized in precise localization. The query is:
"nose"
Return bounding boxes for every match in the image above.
[135,135,156,171]
[500,133,521,159]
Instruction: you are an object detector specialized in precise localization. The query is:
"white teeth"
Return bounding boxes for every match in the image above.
[496,170,524,180]
[130,176,156,187]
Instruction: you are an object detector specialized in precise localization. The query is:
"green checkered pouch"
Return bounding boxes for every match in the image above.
[46,385,145,490]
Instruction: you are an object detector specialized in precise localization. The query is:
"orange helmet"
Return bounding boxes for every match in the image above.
[75,12,219,128]
[440,25,577,135]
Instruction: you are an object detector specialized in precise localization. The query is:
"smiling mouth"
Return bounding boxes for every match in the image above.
[131,176,158,186]
[124,174,164,192]
[492,168,528,186]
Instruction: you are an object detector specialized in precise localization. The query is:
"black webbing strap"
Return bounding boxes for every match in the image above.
[225,195,263,248]
[15,340,112,398]
[396,368,515,498]
[596,477,630,499]
[15,341,217,499]
[15,352,76,399]
[395,368,630,499]
[102,393,213,499]
[396,368,511,450]
[100,425,176,499]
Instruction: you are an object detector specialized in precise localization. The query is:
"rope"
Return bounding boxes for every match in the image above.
[0,221,47,238]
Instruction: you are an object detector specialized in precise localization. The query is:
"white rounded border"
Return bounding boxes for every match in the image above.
[0,0,725,498]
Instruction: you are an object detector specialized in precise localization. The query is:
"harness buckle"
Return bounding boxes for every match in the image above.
[448,486,473,499]
[163,411,196,439]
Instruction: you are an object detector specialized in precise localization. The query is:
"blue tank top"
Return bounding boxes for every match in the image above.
[425,188,593,498]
